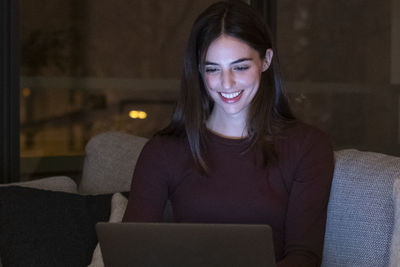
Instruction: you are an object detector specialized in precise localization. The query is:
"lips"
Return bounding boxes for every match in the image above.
[218,90,243,103]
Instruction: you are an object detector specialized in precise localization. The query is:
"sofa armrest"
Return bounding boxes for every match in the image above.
[322,149,400,267]
[0,176,78,193]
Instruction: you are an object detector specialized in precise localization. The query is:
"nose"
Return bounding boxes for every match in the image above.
[221,70,234,90]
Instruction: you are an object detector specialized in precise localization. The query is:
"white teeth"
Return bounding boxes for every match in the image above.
[220,91,241,99]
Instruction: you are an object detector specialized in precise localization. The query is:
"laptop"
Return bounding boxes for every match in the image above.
[96,222,276,267]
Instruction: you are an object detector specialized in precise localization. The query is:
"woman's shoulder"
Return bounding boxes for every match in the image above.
[280,121,331,143]
[276,120,333,156]
[275,121,334,182]
[142,134,189,156]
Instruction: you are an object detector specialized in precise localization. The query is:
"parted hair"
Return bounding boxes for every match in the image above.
[158,0,295,172]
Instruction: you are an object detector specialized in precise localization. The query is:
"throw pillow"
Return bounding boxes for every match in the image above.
[390,179,400,267]
[0,186,112,267]
[88,193,128,267]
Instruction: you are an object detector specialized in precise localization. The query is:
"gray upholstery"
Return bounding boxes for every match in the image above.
[390,179,400,267]
[322,149,400,267]
[0,176,78,193]
[79,131,148,195]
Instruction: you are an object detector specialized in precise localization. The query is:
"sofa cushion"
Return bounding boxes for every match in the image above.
[390,179,400,267]
[79,132,148,195]
[0,176,78,193]
[0,186,112,267]
[322,149,400,267]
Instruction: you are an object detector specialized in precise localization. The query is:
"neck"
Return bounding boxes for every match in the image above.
[206,111,248,138]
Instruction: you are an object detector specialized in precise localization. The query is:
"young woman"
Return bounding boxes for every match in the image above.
[123,1,334,266]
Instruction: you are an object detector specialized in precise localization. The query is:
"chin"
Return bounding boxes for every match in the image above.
[222,107,246,116]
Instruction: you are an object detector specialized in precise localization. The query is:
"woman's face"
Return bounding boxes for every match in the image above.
[203,35,272,121]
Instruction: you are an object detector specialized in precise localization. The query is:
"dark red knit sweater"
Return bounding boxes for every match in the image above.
[123,122,334,267]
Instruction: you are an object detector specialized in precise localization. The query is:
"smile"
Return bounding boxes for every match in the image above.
[218,90,243,103]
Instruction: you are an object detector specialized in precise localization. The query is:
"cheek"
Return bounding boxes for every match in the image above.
[242,71,261,86]
[202,77,216,98]
[204,76,219,91]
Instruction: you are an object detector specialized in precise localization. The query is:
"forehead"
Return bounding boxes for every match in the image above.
[205,35,259,62]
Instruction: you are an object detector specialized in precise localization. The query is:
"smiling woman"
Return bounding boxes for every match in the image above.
[123,1,334,267]
[203,35,273,137]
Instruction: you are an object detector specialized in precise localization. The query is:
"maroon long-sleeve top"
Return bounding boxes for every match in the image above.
[123,122,334,267]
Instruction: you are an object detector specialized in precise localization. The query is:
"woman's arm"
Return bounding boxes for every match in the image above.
[123,138,170,222]
[278,127,334,267]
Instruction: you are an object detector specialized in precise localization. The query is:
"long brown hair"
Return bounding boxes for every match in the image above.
[159,0,295,172]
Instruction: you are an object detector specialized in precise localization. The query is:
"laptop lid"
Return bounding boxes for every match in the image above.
[96,222,276,267]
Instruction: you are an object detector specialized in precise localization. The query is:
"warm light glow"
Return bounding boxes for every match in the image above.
[129,110,147,119]
[138,111,147,119]
[22,88,31,97]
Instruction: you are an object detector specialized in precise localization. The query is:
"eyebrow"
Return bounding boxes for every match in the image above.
[205,58,253,65]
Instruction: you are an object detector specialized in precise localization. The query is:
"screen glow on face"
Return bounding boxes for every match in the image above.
[203,35,268,121]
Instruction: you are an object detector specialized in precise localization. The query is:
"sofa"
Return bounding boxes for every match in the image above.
[0,131,399,267]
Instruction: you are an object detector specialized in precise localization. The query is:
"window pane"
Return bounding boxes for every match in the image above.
[20,0,218,180]
[277,0,400,156]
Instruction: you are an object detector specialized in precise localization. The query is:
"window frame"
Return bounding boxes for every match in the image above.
[1,0,20,183]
